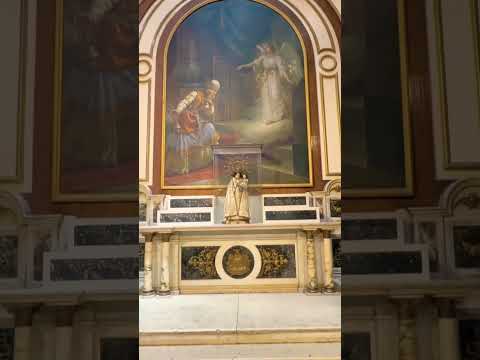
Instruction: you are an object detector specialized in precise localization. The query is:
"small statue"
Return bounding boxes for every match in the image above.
[224,172,250,224]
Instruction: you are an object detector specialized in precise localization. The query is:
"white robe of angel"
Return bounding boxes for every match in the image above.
[257,54,289,124]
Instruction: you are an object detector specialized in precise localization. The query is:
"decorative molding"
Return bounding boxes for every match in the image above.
[140,328,341,346]
[0,0,28,184]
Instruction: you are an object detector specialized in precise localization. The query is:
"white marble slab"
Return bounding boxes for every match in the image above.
[139,293,340,333]
[236,293,340,331]
[140,294,239,332]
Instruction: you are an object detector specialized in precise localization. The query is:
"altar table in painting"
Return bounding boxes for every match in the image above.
[212,144,263,185]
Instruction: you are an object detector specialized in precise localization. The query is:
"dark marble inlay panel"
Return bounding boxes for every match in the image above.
[263,196,307,206]
[0,235,17,279]
[181,247,220,280]
[332,238,342,268]
[453,225,480,268]
[74,225,138,246]
[170,198,213,208]
[0,329,14,360]
[342,333,371,360]
[139,203,146,222]
[459,319,480,359]
[342,219,397,240]
[257,245,296,278]
[330,199,341,217]
[223,246,254,279]
[100,338,138,360]
[265,210,317,221]
[160,212,211,223]
[50,258,139,281]
[139,243,145,272]
[342,252,422,275]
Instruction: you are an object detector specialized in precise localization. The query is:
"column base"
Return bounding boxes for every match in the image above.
[155,289,171,296]
[305,287,321,294]
[322,283,337,294]
[141,289,156,297]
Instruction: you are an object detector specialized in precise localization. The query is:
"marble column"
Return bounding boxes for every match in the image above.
[153,234,171,295]
[76,306,95,360]
[322,236,335,293]
[157,235,171,295]
[437,298,461,360]
[305,230,319,293]
[32,307,56,360]
[55,306,74,360]
[397,299,417,360]
[142,233,154,295]
[14,307,32,360]
[375,302,398,360]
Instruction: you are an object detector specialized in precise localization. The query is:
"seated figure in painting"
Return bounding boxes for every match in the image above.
[172,80,221,174]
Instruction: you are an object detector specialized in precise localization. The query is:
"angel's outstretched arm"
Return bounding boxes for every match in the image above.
[237,56,262,71]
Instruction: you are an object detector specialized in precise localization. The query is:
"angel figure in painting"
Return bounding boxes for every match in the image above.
[224,172,250,224]
[236,42,303,125]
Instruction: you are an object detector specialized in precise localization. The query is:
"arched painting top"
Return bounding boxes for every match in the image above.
[139,0,341,193]
[164,1,315,189]
[140,0,340,57]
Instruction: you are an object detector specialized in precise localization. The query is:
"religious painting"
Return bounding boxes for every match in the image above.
[162,0,312,188]
[342,0,413,196]
[53,0,137,201]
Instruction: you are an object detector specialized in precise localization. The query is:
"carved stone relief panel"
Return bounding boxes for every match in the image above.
[50,258,138,281]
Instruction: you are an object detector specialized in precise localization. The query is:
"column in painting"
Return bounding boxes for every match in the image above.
[305,230,319,293]
[142,233,154,295]
[437,298,461,360]
[322,235,335,293]
[14,307,32,360]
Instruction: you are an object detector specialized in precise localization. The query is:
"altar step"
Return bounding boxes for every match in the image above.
[140,293,340,359]
[140,343,340,360]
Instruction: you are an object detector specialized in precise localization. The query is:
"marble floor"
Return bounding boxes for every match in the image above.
[140,293,341,359]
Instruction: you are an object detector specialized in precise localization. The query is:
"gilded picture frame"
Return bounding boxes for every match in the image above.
[342,0,414,198]
[159,0,314,190]
[0,0,27,184]
[52,0,137,202]
[434,0,480,170]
